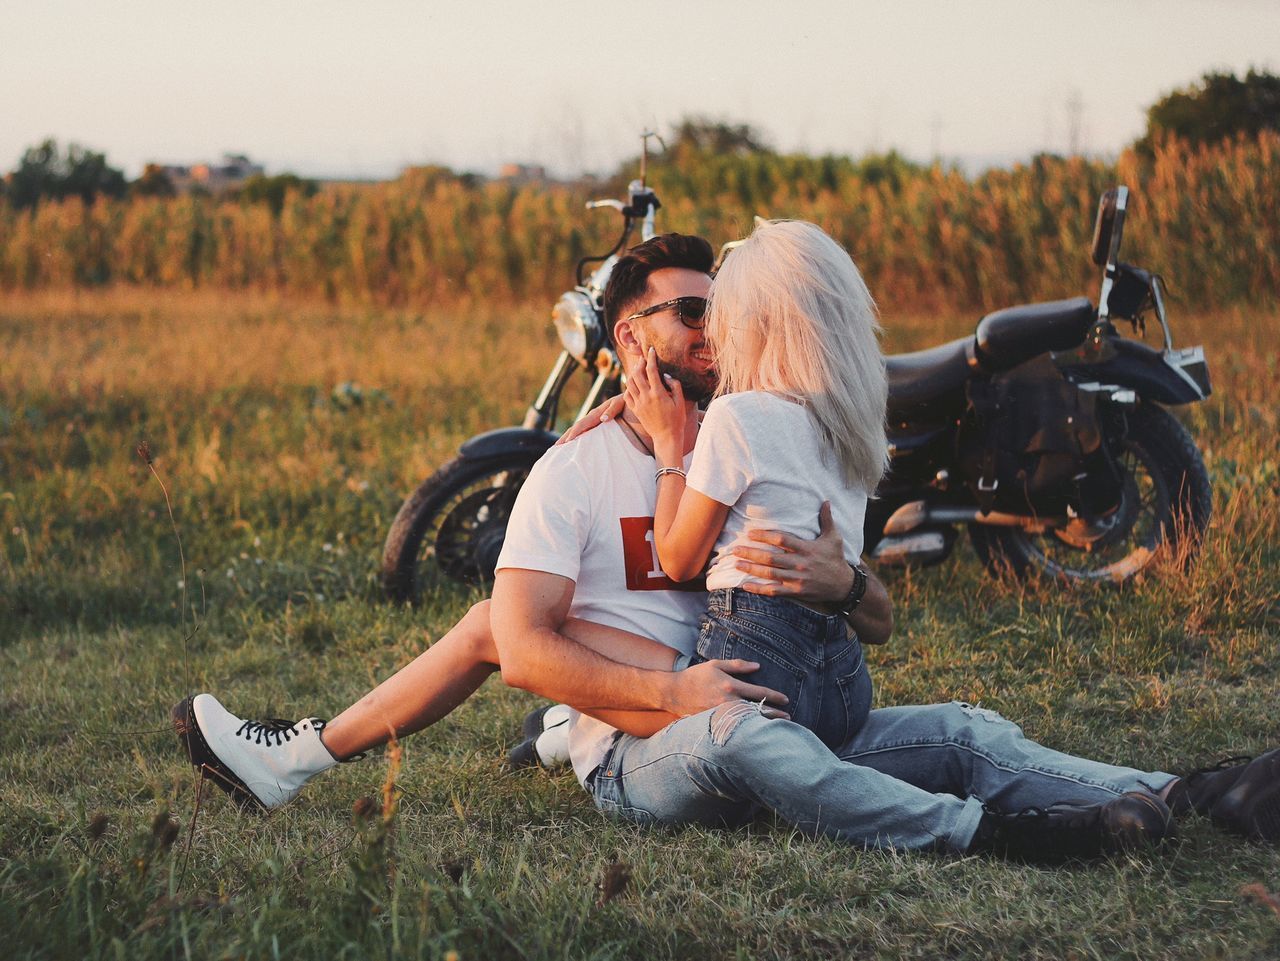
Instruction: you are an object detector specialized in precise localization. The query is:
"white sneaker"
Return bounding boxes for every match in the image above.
[173,694,338,811]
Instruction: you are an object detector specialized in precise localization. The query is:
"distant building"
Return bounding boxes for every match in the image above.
[155,153,265,194]
[497,163,548,184]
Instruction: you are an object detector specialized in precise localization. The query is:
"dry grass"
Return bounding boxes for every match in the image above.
[0,287,552,395]
[0,290,1278,960]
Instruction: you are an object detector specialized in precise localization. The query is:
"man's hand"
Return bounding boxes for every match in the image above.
[732,502,853,602]
[665,660,791,719]
[732,502,895,645]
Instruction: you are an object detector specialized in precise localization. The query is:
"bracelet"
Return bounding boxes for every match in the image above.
[839,563,868,620]
[654,466,687,481]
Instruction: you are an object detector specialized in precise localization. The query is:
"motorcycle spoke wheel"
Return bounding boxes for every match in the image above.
[1028,444,1168,580]
[381,451,545,602]
[431,471,531,584]
[967,404,1211,585]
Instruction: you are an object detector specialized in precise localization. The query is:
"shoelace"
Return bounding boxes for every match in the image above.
[236,718,315,747]
[232,716,366,761]
[984,800,1095,831]
[1184,754,1253,781]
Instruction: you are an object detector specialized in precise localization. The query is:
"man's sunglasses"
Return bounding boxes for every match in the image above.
[623,296,707,329]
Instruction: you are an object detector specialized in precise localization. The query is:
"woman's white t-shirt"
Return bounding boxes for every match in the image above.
[686,391,868,590]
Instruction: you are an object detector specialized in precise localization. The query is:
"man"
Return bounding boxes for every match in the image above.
[176,234,1280,858]
[172,231,871,808]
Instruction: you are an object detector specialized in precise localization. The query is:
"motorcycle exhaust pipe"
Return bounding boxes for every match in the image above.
[883,501,1060,535]
[870,530,950,566]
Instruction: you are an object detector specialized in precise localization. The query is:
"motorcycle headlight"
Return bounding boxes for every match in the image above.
[551,291,601,364]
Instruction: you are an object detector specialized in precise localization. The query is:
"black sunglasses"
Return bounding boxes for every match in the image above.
[623,296,707,329]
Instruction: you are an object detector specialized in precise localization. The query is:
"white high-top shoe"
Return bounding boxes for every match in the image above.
[173,694,339,811]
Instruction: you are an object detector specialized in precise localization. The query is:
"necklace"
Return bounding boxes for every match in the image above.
[617,416,654,457]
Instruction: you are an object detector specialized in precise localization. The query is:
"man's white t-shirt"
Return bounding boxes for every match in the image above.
[494,421,703,786]
[687,391,868,590]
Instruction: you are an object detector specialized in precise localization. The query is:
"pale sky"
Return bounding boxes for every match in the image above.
[4,0,1277,179]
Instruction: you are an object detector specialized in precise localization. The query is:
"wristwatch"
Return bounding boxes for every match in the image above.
[838,563,868,620]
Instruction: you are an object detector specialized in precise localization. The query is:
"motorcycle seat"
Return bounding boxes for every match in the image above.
[886,336,973,421]
[973,297,1095,370]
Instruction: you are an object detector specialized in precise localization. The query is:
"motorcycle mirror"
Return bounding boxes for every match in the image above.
[1090,187,1128,267]
[714,216,770,271]
[714,239,745,272]
[1090,190,1118,266]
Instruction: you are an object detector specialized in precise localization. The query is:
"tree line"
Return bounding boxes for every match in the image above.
[0,140,317,212]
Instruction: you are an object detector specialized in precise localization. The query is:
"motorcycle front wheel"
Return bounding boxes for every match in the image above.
[381,451,542,603]
[967,404,1212,584]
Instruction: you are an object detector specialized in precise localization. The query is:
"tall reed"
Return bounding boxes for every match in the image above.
[1,134,1275,313]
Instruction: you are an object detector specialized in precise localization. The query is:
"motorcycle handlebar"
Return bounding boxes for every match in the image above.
[576,184,662,283]
[576,214,634,287]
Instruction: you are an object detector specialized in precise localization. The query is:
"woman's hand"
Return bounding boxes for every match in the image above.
[553,395,625,446]
[625,347,687,462]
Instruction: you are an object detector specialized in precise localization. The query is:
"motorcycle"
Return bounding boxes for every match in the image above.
[382,178,1212,602]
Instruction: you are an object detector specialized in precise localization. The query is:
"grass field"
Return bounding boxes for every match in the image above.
[1,289,1278,960]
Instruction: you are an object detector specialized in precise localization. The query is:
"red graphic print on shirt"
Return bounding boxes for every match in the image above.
[619,516,705,592]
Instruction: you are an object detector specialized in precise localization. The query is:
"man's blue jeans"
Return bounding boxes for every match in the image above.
[589,700,1176,853]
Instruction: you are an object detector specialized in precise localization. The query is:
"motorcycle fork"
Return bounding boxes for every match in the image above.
[1089,404,1133,509]
[521,352,622,434]
[577,369,620,420]
[522,351,579,431]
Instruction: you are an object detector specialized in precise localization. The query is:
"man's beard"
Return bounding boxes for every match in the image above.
[655,356,717,403]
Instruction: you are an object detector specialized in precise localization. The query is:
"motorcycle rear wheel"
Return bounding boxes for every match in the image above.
[381,451,542,603]
[967,404,1211,584]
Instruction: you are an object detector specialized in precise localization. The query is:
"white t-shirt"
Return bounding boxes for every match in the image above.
[495,421,703,787]
[687,391,868,591]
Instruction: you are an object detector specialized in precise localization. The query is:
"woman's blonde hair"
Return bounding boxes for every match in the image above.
[705,219,889,491]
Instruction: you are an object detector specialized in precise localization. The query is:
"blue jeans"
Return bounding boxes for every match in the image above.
[695,590,872,751]
[590,700,1176,853]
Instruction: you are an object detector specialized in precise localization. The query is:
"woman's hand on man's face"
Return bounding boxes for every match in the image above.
[625,347,687,457]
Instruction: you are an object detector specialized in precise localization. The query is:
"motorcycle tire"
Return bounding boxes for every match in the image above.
[967,403,1211,584]
[381,450,543,604]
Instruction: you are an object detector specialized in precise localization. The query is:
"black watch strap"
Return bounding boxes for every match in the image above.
[839,563,868,619]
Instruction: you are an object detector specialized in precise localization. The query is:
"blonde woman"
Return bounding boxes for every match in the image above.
[625,219,888,749]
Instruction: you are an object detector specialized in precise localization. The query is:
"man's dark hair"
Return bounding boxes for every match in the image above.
[603,233,714,328]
